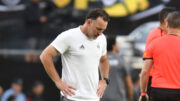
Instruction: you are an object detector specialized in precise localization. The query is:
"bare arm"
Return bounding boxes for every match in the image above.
[99,55,109,79]
[139,59,153,101]
[97,55,110,98]
[40,45,76,97]
[140,60,153,92]
[40,45,60,83]
[125,76,133,101]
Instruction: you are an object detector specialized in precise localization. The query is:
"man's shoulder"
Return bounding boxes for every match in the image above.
[146,27,161,47]
[1,89,14,98]
[108,54,123,64]
[4,88,13,94]
[149,36,162,47]
[63,27,79,33]
[59,27,80,37]
[148,27,161,37]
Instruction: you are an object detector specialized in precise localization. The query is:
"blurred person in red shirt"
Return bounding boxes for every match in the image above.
[27,81,45,101]
[140,11,180,101]
[143,7,176,100]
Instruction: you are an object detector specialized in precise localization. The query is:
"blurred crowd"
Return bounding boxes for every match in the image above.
[0,78,45,101]
[0,72,140,101]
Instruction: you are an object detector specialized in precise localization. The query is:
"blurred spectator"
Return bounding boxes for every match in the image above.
[101,36,133,101]
[132,77,140,101]
[24,0,47,63]
[0,85,4,100]
[1,78,26,101]
[27,81,45,101]
[7,96,16,101]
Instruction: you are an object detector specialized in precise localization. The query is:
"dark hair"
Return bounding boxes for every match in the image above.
[159,7,176,24]
[12,78,23,85]
[167,11,180,28]
[32,81,43,88]
[86,8,110,22]
[107,36,116,51]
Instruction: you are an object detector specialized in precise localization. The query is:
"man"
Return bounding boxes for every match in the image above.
[40,8,110,101]
[143,7,176,99]
[27,81,45,101]
[139,11,180,101]
[24,0,47,63]
[1,78,26,101]
[101,36,133,101]
[0,85,3,100]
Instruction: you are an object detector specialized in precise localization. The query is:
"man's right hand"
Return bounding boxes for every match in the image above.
[55,81,76,98]
[139,94,149,101]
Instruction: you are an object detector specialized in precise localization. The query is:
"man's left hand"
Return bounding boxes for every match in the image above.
[96,80,107,98]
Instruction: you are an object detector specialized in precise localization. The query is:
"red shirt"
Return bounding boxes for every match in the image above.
[145,27,166,76]
[143,35,180,89]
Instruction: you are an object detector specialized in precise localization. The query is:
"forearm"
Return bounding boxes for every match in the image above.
[140,60,152,92]
[140,71,148,92]
[40,53,62,84]
[100,58,109,78]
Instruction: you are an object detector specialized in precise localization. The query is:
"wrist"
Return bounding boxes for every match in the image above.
[141,92,146,96]
[54,79,62,84]
[102,78,110,85]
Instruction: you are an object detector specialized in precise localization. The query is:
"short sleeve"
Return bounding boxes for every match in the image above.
[101,35,107,56]
[51,32,70,54]
[143,41,155,60]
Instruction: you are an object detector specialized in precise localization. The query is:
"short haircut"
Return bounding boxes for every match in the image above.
[32,81,43,88]
[159,7,176,24]
[12,78,23,85]
[107,36,116,51]
[86,8,110,22]
[167,11,180,28]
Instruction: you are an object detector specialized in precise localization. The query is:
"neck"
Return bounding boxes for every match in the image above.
[108,50,117,54]
[159,24,166,33]
[168,28,180,36]
[80,24,88,36]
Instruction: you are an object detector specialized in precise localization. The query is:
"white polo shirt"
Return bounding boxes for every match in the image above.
[51,26,107,101]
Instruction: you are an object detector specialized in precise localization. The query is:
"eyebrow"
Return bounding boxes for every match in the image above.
[96,27,105,30]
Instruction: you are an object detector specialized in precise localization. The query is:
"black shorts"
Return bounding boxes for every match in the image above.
[147,76,152,100]
[151,87,180,101]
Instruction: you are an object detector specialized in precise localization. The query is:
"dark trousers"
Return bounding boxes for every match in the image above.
[151,88,180,101]
[147,76,152,101]
[61,96,74,101]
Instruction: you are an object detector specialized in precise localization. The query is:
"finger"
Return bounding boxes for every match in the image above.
[100,93,103,98]
[97,88,101,97]
[65,89,73,96]
[67,89,75,96]
[69,85,77,90]
[62,91,67,98]
[99,90,103,98]
[96,85,101,93]
[100,90,104,98]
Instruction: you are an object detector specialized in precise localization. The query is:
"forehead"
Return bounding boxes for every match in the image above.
[93,17,108,28]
